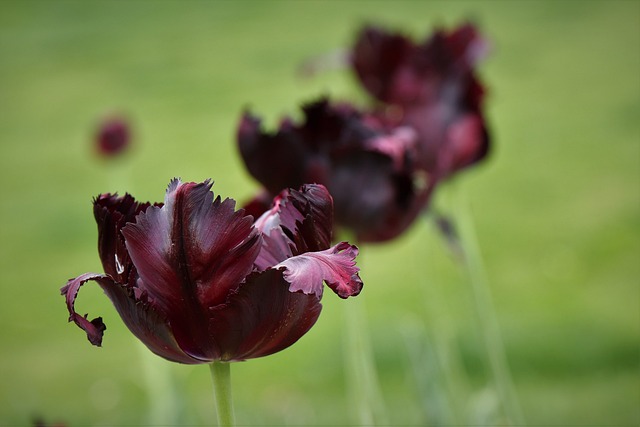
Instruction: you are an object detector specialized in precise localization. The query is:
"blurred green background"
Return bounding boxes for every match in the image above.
[1,0,638,425]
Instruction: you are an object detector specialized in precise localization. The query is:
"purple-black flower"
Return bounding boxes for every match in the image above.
[61,179,362,363]
[95,116,131,157]
[238,98,437,243]
[351,23,490,177]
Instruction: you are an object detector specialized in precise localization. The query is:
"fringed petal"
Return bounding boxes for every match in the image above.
[93,193,154,283]
[122,179,261,310]
[275,242,363,299]
[61,273,112,346]
[254,184,334,270]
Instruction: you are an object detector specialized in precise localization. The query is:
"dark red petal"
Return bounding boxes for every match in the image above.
[442,113,490,173]
[253,189,303,270]
[93,193,155,282]
[275,242,363,299]
[61,273,109,346]
[328,150,404,237]
[358,172,438,242]
[209,269,322,362]
[289,184,334,253]
[237,99,378,198]
[352,25,414,103]
[253,184,334,270]
[444,22,489,69]
[122,179,261,311]
[237,112,310,195]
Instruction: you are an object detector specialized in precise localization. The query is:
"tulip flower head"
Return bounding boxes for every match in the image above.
[62,179,362,363]
[238,98,437,243]
[351,23,490,177]
[95,116,131,158]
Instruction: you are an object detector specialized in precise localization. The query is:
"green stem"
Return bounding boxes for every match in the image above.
[344,299,388,426]
[410,219,466,426]
[455,189,525,425]
[336,236,387,426]
[209,361,235,427]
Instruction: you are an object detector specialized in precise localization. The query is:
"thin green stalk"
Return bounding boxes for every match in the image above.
[455,189,525,425]
[409,219,467,425]
[344,298,388,426]
[338,240,387,426]
[209,361,235,427]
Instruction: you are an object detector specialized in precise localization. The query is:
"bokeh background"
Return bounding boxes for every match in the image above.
[1,0,638,425]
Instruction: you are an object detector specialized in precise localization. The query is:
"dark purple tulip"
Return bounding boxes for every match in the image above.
[352,23,490,177]
[238,98,437,243]
[61,179,362,363]
[95,116,131,157]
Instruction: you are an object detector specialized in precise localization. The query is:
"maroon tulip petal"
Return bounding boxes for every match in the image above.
[210,269,322,361]
[238,99,379,198]
[253,189,304,237]
[253,189,304,270]
[352,25,414,104]
[122,179,261,310]
[442,22,489,70]
[289,184,334,253]
[358,170,439,242]
[61,273,110,346]
[238,112,312,196]
[93,193,155,283]
[442,113,489,173]
[253,184,335,270]
[275,241,363,299]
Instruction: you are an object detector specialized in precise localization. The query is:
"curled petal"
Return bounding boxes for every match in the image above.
[275,242,363,299]
[61,273,109,346]
[253,189,304,270]
[254,190,304,237]
[254,184,334,270]
[288,184,334,253]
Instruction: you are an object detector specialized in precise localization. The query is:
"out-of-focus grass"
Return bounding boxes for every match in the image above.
[0,0,638,425]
